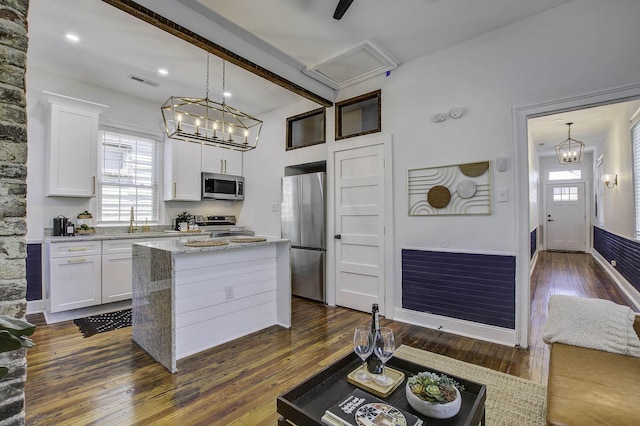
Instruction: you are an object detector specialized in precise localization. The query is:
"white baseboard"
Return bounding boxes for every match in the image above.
[392,307,517,347]
[43,300,132,324]
[592,251,640,310]
[27,300,44,314]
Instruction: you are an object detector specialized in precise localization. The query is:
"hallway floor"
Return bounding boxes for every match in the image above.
[527,250,638,383]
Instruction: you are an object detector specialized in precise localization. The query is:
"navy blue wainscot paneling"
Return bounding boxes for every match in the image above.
[530,228,537,260]
[593,226,640,292]
[402,249,516,329]
[26,243,42,301]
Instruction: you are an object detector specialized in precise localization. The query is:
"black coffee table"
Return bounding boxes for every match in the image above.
[277,352,486,426]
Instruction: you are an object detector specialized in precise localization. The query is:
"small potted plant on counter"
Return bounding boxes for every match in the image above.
[175,211,192,231]
[406,371,464,419]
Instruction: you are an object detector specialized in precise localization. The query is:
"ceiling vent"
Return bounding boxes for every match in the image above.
[127,74,160,87]
[303,40,397,90]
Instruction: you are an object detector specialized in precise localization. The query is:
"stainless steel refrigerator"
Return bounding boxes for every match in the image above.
[281,172,326,303]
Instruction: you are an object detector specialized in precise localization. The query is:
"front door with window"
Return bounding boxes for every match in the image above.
[545,182,586,251]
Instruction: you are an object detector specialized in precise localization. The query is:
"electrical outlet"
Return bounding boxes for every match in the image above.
[225,286,234,300]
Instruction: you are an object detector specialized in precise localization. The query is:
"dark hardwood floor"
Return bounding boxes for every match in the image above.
[24,251,637,425]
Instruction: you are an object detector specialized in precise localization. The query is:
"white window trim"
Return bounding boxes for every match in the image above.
[97,127,160,225]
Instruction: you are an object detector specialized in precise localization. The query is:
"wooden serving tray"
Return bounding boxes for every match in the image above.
[347,365,405,398]
[228,237,267,243]
[183,240,229,247]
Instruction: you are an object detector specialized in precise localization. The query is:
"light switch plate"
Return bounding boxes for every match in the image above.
[497,188,509,202]
[272,203,279,212]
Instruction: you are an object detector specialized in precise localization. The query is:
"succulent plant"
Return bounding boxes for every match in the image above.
[407,371,464,403]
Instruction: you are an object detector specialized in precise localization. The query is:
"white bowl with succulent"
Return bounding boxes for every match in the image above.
[406,371,464,419]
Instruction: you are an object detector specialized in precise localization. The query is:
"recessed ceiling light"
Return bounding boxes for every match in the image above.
[553,119,563,123]
[223,91,231,98]
[65,33,80,43]
[158,68,168,76]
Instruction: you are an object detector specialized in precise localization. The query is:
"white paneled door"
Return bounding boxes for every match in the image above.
[545,182,587,252]
[332,141,386,313]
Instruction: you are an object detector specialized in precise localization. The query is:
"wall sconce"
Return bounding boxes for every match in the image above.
[601,174,617,188]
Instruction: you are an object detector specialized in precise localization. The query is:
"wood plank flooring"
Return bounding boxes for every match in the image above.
[24,251,637,425]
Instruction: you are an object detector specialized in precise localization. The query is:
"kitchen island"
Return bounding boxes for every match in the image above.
[131,237,291,373]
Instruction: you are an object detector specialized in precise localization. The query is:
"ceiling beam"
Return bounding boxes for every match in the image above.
[102,0,333,108]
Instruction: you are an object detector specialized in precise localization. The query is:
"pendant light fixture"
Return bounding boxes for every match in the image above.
[555,122,585,166]
[161,54,262,152]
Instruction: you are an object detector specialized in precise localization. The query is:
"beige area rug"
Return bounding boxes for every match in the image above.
[395,345,547,426]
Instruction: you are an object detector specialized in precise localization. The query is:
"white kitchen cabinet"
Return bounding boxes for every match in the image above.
[102,238,179,303]
[201,144,243,176]
[43,91,107,197]
[102,239,136,304]
[164,138,202,201]
[47,241,102,313]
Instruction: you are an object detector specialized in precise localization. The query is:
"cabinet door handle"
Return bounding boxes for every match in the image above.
[67,258,87,263]
[67,247,87,252]
[220,159,224,173]
[92,176,96,195]
[173,182,177,198]
[224,159,227,174]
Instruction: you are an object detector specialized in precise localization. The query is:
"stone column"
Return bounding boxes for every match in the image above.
[0,0,29,425]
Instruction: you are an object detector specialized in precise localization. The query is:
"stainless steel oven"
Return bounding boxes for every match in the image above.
[201,173,244,201]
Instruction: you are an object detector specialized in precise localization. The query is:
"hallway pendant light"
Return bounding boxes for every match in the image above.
[161,54,262,152]
[555,122,585,166]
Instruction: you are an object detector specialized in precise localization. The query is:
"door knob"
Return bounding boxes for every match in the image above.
[334,234,342,239]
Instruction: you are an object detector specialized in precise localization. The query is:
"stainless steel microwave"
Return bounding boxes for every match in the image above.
[201,173,244,201]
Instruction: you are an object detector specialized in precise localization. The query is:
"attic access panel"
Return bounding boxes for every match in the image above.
[304,40,397,90]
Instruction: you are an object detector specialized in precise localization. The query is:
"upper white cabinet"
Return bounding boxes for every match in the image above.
[44,91,107,197]
[164,138,202,201]
[201,144,243,176]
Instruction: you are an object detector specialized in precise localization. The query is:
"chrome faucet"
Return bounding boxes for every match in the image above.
[129,206,135,233]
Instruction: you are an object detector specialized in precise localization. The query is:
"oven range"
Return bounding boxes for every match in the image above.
[193,215,254,237]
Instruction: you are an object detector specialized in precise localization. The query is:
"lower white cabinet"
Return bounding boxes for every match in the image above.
[102,238,178,303]
[47,241,102,313]
[102,239,135,303]
[47,237,183,313]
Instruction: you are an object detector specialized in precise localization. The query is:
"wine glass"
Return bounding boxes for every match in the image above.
[373,327,395,386]
[353,326,374,382]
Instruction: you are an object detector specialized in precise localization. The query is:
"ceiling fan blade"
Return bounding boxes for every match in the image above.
[333,0,354,20]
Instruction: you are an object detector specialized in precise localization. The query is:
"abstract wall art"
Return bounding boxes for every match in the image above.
[408,161,491,216]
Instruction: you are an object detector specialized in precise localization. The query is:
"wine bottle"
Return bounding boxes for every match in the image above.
[366,303,383,374]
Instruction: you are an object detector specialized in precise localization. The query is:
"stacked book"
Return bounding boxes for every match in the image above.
[321,388,423,426]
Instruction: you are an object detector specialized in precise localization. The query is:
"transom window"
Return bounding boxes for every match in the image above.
[553,186,578,202]
[97,129,159,224]
[548,170,581,180]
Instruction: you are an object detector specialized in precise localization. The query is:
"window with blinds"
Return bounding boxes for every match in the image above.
[633,121,640,238]
[97,129,159,224]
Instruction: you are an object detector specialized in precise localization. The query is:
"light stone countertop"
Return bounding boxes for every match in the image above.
[44,231,211,243]
[134,236,289,255]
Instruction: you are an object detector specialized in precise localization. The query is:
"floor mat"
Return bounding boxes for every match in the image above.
[73,308,132,337]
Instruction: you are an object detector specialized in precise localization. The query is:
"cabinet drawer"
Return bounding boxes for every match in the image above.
[103,239,140,254]
[49,241,101,258]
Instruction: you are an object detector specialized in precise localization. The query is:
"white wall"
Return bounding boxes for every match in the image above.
[240,98,328,238]
[597,101,640,238]
[239,0,640,342]
[26,67,240,242]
